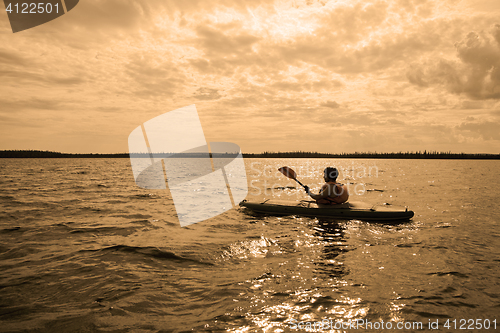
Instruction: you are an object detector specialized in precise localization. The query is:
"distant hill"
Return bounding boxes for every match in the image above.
[1,150,499,159]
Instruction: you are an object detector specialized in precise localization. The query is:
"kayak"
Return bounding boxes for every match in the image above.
[239,199,414,221]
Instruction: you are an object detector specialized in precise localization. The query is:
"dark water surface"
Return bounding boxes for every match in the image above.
[0,158,499,332]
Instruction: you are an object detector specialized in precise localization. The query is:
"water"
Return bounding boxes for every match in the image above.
[0,158,499,332]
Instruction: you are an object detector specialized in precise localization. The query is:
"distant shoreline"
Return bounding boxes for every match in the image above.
[1,150,499,159]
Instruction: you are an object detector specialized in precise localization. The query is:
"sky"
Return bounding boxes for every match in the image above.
[0,0,499,154]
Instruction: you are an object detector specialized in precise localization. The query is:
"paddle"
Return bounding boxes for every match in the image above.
[278,166,308,191]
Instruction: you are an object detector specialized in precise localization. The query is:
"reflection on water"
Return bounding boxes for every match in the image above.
[221,216,372,332]
[313,220,350,279]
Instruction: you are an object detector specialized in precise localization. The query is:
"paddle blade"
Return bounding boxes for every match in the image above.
[278,166,297,180]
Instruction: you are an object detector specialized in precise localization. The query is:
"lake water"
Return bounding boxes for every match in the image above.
[0,158,499,332]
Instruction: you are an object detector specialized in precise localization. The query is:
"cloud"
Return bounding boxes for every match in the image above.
[0,50,27,66]
[460,100,485,109]
[264,1,449,74]
[1,0,500,153]
[269,79,341,92]
[456,120,500,140]
[0,69,85,86]
[193,87,222,100]
[123,53,186,99]
[494,23,500,44]
[183,0,447,85]
[195,24,260,56]
[0,98,64,112]
[407,24,500,100]
[321,100,341,108]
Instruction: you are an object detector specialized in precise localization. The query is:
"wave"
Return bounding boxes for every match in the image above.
[50,222,148,236]
[71,171,88,174]
[267,186,297,190]
[0,226,23,233]
[68,226,137,235]
[131,193,158,199]
[81,245,213,265]
[395,241,422,248]
[427,271,469,278]
[103,199,128,204]
[403,309,451,319]
[109,214,153,220]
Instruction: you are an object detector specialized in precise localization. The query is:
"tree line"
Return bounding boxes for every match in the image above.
[243,150,500,159]
[1,150,499,159]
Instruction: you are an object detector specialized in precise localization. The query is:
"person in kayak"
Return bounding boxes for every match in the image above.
[304,167,349,205]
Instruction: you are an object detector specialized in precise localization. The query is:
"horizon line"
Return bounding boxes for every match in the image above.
[1,149,499,159]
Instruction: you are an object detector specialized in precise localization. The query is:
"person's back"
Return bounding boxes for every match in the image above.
[318,180,349,205]
[305,167,349,205]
